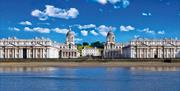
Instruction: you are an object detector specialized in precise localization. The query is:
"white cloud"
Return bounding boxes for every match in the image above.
[81,30,88,36]
[24,27,33,31]
[31,9,48,21]
[95,0,130,8]
[120,25,135,32]
[52,28,69,34]
[90,30,99,36]
[122,0,130,8]
[9,27,20,31]
[31,5,79,20]
[78,24,96,29]
[19,21,32,26]
[96,0,108,5]
[158,30,165,35]
[24,27,71,34]
[142,12,152,16]
[96,25,115,37]
[141,28,155,34]
[33,27,50,33]
[24,27,50,33]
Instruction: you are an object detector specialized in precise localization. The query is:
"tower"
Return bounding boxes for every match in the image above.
[106,27,115,49]
[66,28,75,45]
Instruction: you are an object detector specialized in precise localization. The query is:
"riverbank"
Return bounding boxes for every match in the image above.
[1,61,180,67]
[1,58,180,62]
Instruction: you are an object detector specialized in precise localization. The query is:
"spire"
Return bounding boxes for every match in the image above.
[69,26,72,32]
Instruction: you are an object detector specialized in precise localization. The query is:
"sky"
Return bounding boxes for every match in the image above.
[0,0,179,43]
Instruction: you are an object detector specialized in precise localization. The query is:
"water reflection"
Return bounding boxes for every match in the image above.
[0,67,56,73]
[0,67,179,91]
[0,66,179,73]
[130,66,179,71]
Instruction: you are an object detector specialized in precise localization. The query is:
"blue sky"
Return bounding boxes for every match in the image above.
[0,0,179,43]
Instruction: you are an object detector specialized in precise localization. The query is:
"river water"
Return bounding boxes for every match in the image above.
[0,66,180,91]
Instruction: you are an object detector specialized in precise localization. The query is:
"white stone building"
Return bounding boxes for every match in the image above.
[59,30,80,58]
[0,37,59,59]
[0,30,80,59]
[103,30,123,59]
[82,47,101,57]
[123,38,180,58]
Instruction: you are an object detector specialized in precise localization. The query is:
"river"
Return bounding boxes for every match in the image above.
[0,66,179,91]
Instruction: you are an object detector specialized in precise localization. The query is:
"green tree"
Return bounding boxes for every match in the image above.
[83,42,89,46]
[76,43,82,47]
[91,41,104,48]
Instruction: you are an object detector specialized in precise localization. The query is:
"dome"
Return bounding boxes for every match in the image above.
[107,31,114,37]
[66,30,74,37]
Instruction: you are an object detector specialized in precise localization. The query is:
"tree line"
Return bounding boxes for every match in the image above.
[76,41,105,49]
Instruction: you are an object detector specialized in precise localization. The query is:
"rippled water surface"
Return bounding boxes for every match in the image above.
[0,67,180,91]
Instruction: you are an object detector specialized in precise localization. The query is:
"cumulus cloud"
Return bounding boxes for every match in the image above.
[157,30,165,35]
[90,30,99,36]
[52,28,69,34]
[19,21,32,26]
[31,5,79,20]
[95,0,130,8]
[96,25,115,37]
[24,27,33,31]
[34,27,50,33]
[81,30,88,36]
[24,27,50,33]
[120,25,135,32]
[31,9,48,21]
[78,24,96,29]
[9,27,20,31]
[24,27,71,34]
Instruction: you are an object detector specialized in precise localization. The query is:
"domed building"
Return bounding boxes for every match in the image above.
[59,29,80,58]
[66,30,75,45]
[103,28,123,59]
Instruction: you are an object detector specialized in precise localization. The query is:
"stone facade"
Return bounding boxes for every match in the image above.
[1,30,180,59]
[59,30,80,58]
[0,37,59,59]
[82,47,101,57]
[103,30,123,58]
[0,30,80,59]
[123,39,180,58]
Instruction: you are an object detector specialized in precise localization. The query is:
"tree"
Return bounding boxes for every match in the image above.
[83,42,89,46]
[91,41,104,48]
[76,43,82,47]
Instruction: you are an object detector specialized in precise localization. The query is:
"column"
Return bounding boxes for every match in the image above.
[34,48,36,58]
[0,48,2,58]
[47,48,49,58]
[41,48,43,58]
[7,48,9,58]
